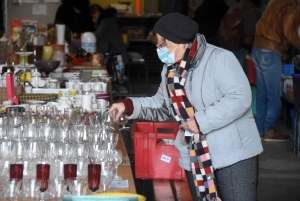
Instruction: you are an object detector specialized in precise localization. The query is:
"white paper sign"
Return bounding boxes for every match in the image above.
[109,180,129,188]
[161,154,171,163]
[32,4,47,15]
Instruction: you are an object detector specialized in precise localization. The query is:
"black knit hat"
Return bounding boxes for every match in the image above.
[153,12,199,44]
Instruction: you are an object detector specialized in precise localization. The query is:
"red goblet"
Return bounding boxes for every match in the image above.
[88,164,101,193]
[10,164,24,182]
[64,164,77,180]
[36,164,50,192]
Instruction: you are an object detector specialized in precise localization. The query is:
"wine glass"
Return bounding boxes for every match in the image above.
[88,164,101,194]
[10,164,23,182]
[111,149,123,180]
[64,164,77,181]
[102,112,115,131]
[100,163,116,192]
[36,164,50,192]
[117,113,129,131]
[106,133,119,149]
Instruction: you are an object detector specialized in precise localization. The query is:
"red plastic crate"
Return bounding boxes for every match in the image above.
[133,122,186,180]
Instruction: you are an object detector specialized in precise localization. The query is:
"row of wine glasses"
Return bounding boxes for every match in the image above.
[2,161,118,200]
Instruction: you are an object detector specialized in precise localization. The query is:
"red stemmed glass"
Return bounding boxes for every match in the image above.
[36,164,50,192]
[64,164,77,180]
[88,164,101,193]
[10,164,24,182]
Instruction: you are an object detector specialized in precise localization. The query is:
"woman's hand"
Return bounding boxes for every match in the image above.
[179,116,200,134]
[109,102,125,121]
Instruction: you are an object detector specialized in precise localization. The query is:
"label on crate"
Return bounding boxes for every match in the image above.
[161,154,171,163]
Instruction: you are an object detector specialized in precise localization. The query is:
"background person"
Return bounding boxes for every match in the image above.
[193,0,229,46]
[109,12,263,201]
[217,0,261,68]
[90,4,129,65]
[54,0,94,44]
[252,0,300,141]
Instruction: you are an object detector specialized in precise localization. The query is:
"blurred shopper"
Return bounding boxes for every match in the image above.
[160,0,189,16]
[90,4,103,30]
[252,0,300,141]
[109,13,263,201]
[90,4,129,65]
[193,0,229,46]
[55,0,94,34]
[217,0,261,68]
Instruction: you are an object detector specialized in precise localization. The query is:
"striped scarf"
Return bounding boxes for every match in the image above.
[166,38,219,201]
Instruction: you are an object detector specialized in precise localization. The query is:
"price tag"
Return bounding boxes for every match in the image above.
[161,154,171,163]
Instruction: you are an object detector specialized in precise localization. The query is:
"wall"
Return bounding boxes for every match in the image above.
[5,0,60,36]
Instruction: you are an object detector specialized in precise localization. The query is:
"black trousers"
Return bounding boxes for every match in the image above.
[185,156,259,201]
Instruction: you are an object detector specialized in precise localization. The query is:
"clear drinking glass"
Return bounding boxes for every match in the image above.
[111,149,122,180]
[100,163,116,192]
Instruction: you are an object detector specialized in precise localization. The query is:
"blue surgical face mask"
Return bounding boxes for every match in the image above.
[156,45,178,64]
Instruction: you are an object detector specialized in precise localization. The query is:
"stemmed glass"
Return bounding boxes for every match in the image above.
[111,149,123,180]
[88,164,101,194]
[64,164,77,181]
[100,163,116,192]
[36,164,50,192]
[107,133,119,149]
[102,112,115,131]
[117,113,129,131]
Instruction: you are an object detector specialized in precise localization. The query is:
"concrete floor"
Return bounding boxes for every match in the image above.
[124,72,300,201]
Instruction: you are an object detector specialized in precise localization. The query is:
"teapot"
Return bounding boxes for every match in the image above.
[55,97,74,112]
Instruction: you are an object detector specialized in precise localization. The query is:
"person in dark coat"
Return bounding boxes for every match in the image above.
[90,5,129,65]
[55,0,94,35]
[160,0,189,16]
[193,0,229,45]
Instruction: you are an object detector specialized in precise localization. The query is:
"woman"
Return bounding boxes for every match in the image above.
[90,4,129,65]
[109,13,263,201]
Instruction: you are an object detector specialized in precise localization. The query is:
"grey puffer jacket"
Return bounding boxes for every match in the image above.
[128,34,263,170]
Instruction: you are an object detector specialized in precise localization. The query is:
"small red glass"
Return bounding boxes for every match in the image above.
[36,164,50,192]
[64,164,77,180]
[10,164,24,182]
[88,164,101,193]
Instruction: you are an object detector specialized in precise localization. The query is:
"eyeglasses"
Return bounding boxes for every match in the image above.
[156,41,166,49]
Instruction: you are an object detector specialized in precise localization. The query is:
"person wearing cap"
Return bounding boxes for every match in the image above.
[109,12,263,201]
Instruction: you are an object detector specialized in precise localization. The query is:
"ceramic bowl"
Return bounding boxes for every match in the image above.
[34,60,60,75]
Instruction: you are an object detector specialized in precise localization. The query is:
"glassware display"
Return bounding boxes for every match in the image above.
[0,108,123,198]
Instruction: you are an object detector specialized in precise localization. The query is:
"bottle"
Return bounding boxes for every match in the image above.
[31,69,41,88]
